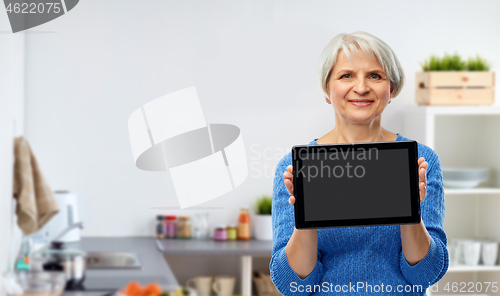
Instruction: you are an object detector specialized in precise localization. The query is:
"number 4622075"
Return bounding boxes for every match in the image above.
[5,3,62,14]
[443,282,498,293]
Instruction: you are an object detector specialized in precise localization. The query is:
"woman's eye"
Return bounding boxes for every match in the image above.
[370,74,381,79]
[341,74,351,79]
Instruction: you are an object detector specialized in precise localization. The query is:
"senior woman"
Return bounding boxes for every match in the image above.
[269,31,449,296]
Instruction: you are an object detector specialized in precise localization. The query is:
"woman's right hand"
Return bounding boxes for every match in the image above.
[282,165,318,280]
[283,165,296,206]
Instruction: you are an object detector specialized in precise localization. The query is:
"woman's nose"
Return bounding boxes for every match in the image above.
[353,78,370,95]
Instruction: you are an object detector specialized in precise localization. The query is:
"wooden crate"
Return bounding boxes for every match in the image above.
[415,71,495,106]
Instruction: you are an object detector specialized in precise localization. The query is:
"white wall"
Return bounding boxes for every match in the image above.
[0,8,25,282]
[21,0,500,236]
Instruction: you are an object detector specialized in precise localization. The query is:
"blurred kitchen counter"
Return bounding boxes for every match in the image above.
[157,238,273,256]
[157,238,273,296]
[62,237,179,295]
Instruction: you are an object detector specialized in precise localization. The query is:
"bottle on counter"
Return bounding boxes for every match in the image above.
[237,207,251,240]
[165,215,177,239]
[226,224,237,241]
[15,235,32,270]
[214,225,228,241]
[176,215,192,239]
[156,215,165,239]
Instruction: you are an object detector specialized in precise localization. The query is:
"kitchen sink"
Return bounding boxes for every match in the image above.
[85,252,142,269]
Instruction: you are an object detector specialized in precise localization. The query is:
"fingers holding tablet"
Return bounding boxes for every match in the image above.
[283,165,295,206]
[418,157,428,203]
[283,165,294,195]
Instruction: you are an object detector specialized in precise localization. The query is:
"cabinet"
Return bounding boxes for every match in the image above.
[157,238,273,296]
[404,106,500,296]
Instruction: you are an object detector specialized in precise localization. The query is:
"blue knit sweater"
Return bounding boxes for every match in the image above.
[269,133,449,296]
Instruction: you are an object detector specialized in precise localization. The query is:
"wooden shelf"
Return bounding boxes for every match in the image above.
[445,187,500,195]
[448,264,500,272]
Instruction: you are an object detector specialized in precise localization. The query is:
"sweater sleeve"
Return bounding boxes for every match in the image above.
[269,160,324,296]
[399,149,449,287]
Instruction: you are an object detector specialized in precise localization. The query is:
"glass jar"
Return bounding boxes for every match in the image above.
[176,216,191,239]
[164,215,177,239]
[156,215,165,239]
[214,225,227,241]
[238,207,251,240]
[192,212,209,239]
[226,224,237,241]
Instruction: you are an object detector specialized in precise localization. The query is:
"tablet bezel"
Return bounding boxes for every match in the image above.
[292,140,421,229]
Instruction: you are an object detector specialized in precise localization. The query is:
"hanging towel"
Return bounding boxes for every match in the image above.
[13,136,59,235]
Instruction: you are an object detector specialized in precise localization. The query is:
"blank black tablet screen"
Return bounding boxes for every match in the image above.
[300,148,411,222]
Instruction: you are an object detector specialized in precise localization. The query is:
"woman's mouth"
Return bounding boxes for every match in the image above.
[348,100,373,107]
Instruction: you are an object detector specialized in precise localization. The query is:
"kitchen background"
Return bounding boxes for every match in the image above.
[2,0,500,295]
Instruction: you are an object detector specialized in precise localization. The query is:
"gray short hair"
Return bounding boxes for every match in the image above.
[316,31,405,99]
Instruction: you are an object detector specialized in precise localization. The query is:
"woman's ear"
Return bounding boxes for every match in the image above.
[390,85,395,98]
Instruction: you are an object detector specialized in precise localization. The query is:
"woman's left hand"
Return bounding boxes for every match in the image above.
[418,157,428,203]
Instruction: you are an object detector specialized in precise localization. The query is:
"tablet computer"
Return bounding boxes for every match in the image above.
[292,140,420,229]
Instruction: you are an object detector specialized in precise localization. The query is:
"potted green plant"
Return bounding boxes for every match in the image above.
[253,195,273,241]
[416,53,494,105]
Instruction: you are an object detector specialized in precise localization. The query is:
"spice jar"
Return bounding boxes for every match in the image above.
[214,225,227,241]
[176,216,191,239]
[156,215,165,239]
[238,207,251,240]
[227,224,237,241]
[164,215,177,239]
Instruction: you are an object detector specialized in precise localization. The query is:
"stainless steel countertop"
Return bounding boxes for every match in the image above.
[158,238,273,256]
[62,237,179,295]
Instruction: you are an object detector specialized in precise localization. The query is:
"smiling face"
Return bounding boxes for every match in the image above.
[327,47,394,124]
